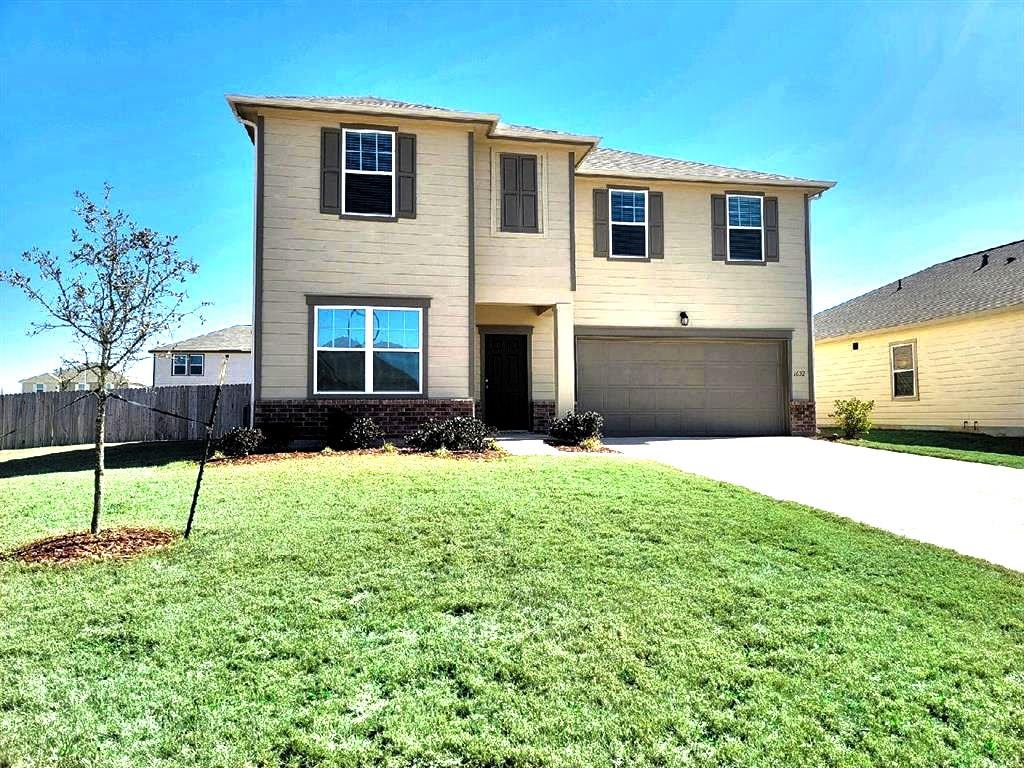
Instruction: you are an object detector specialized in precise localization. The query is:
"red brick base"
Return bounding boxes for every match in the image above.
[789,400,817,436]
[254,398,475,440]
[531,400,556,433]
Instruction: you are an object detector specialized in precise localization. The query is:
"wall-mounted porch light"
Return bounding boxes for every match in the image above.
[679,311,690,327]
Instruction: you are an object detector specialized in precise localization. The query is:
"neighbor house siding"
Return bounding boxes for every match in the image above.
[152,352,253,387]
[573,178,812,400]
[258,108,471,399]
[815,307,1024,436]
[473,140,578,305]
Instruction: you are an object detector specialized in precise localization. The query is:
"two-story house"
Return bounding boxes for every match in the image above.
[227,95,834,438]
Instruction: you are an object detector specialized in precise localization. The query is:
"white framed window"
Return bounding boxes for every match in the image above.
[342,129,395,218]
[314,305,422,394]
[34,383,46,393]
[171,353,204,376]
[890,342,917,399]
[609,188,647,258]
[76,383,89,391]
[726,194,764,262]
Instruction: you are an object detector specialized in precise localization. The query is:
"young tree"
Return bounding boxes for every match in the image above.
[1,184,202,533]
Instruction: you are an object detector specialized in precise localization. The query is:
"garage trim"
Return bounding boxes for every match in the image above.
[574,326,795,435]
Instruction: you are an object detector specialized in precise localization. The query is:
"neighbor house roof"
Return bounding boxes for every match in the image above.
[149,325,253,353]
[225,94,602,145]
[576,147,836,190]
[814,240,1024,341]
[18,372,59,383]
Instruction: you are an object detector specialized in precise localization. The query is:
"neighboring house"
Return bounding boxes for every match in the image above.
[19,367,142,393]
[814,240,1024,436]
[227,94,835,437]
[149,325,253,387]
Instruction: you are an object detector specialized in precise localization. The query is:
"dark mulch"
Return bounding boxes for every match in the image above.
[211,447,507,465]
[545,440,618,454]
[7,527,177,565]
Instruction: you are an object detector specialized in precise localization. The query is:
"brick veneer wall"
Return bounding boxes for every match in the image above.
[254,398,475,440]
[531,401,556,433]
[789,400,817,436]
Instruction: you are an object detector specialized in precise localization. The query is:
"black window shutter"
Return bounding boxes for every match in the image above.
[711,194,726,261]
[648,191,664,258]
[518,156,538,232]
[396,133,416,218]
[500,155,521,230]
[764,196,779,261]
[321,128,341,214]
[593,188,609,258]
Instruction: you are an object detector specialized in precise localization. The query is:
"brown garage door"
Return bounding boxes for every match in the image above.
[576,337,787,436]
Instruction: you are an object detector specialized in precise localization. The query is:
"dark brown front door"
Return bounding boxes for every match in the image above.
[483,333,529,430]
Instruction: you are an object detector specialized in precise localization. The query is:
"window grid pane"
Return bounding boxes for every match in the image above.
[728,196,762,227]
[611,190,645,223]
[373,309,420,350]
[345,131,393,173]
[318,308,366,349]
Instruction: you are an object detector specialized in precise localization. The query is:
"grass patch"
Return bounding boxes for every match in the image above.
[824,428,1024,469]
[2,447,1022,766]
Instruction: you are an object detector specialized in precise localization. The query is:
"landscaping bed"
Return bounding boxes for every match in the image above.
[6,526,176,565]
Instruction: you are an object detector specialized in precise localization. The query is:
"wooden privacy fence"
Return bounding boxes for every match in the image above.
[0,384,250,450]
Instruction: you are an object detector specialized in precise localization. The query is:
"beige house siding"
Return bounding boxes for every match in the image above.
[815,307,1024,435]
[20,375,59,393]
[152,352,252,387]
[258,108,471,399]
[473,140,577,305]
[574,178,812,400]
[473,305,556,404]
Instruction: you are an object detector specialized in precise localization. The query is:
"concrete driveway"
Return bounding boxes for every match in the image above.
[605,436,1024,572]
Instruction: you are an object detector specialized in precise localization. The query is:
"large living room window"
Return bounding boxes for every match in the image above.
[343,129,394,217]
[726,194,764,262]
[609,189,647,258]
[314,305,422,394]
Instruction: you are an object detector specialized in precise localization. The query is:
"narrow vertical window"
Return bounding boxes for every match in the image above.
[609,189,647,258]
[726,194,764,262]
[891,342,917,398]
[342,129,395,217]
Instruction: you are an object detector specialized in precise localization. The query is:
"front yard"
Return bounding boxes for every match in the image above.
[2,445,1022,767]
[826,428,1024,469]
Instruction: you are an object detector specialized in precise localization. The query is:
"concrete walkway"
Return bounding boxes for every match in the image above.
[606,436,1024,572]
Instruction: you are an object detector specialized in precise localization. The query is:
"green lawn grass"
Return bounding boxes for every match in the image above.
[826,428,1024,469]
[2,444,1022,767]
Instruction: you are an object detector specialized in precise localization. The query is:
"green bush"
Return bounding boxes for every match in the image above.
[549,411,604,446]
[829,398,875,439]
[407,417,492,452]
[216,427,265,457]
[341,417,384,450]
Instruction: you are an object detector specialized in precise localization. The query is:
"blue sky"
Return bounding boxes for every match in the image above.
[1,0,1021,392]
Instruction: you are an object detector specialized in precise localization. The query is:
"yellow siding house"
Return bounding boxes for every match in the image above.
[815,240,1024,437]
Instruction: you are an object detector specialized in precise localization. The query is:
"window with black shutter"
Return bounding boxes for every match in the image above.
[726,194,764,261]
[500,153,538,233]
[343,129,394,217]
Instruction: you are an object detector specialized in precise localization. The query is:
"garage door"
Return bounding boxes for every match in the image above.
[576,337,787,436]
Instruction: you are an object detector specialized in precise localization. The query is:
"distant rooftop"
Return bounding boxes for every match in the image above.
[149,325,252,353]
[814,240,1024,340]
[227,94,834,189]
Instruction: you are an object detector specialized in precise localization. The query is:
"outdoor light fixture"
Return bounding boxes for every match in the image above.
[679,311,690,327]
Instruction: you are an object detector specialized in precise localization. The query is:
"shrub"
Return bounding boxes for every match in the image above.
[340,417,384,450]
[381,441,398,454]
[216,426,265,457]
[407,416,492,452]
[579,436,604,452]
[829,397,874,439]
[549,411,604,446]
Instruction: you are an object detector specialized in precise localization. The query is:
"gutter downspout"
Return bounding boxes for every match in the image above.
[804,188,825,407]
[240,117,259,427]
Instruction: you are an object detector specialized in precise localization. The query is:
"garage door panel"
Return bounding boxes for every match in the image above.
[577,337,786,437]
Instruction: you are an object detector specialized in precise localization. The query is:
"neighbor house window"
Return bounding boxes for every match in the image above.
[727,194,764,262]
[172,353,204,376]
[314,305,422,394]
[34,383,45,393]
[890,342,917,398]
[343,129,394,217]
[609,189,647,258]
[76,383,89,391]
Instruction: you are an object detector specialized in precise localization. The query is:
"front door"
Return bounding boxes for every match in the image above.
[483,333,529,430]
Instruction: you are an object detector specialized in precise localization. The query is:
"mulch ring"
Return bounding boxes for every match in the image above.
[7,527,177,566]
[211,447,508,464]
[545,440,619,454]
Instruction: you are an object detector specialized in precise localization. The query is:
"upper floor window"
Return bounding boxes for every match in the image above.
[500,154,538,233]
[890,342,917,398]
[172,354,205,376]
[727,194,764,262]
[610,189,647,258]
[314,305,422,394]
[343,129,394,217]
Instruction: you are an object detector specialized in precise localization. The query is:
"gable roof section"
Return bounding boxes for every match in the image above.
[149,325,253,353]
[226,94,601,145]
[814,240,1024,340]
[576,147,835,190]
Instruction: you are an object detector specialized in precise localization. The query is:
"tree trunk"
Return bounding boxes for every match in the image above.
[91,394,107,534]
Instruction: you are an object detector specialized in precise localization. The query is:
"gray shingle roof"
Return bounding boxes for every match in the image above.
[149,325,252,353]
[814,240,1024,340]
[576,147,835,189]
